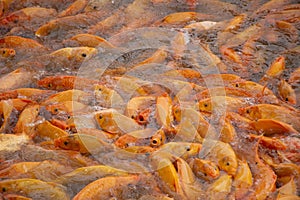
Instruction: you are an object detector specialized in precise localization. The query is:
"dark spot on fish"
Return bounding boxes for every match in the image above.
[2,50,5,54]
[138,115,144,122]
[204,173,207,176]
[2,187,6,192]
[285,97,288,101]
[13,19,18,23]
[81,53,86,57]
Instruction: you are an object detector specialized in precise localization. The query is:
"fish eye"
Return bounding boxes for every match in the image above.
[13,19,18,23]
[64,141,69,146]
[204,173,207,176]
[204,103,208,107]
[185,146,191,151]
[131,115,135,119]
[235,83,239,87]
[99,115,103,119]
[54,108,59,112]
[226,162,230,166]
[2,187,6,192]
[246,109,250,114]
[2,50,5,54]
[98,88,102,91]
[48,83,52,88]
[81,53,87,57]
[93,6,97,9]
[285,97,289,101]
[67,115,71,119]
[152,139,158,144]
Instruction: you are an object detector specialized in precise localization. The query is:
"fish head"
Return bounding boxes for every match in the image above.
[95,112,105,127]
[198,99,212,113]
[150,129,166,148]
[115,134,137,148]
[37,78,52,89]
[172,104,181,122]
[54,135,80,151]
[219,155,238,176]
[74,47,97,62]
[0,48,15,58]
[202,161,220,179]
[238,106,260,120]
[192,158,220,180]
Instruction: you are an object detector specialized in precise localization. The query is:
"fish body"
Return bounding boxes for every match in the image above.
[0,178,69,200]
[54,165,128,197]
[42,89,92,105]
[50,47,98,65]
[231,81,279,104]
[0,68,35,92]
[154,12,214,27]
[94,84,124,109]
[38,75,100,91]
[35,120,69,140]
[94,108,142,134]
[14,104,39,135]
[197,96,248,113]
[156,95,173,127]
[239,104,300,131]
[65,33,115,48]
[233,160,253,189]
[58,0,88,17]
[72,175,139,200]
[278,79,297,105]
